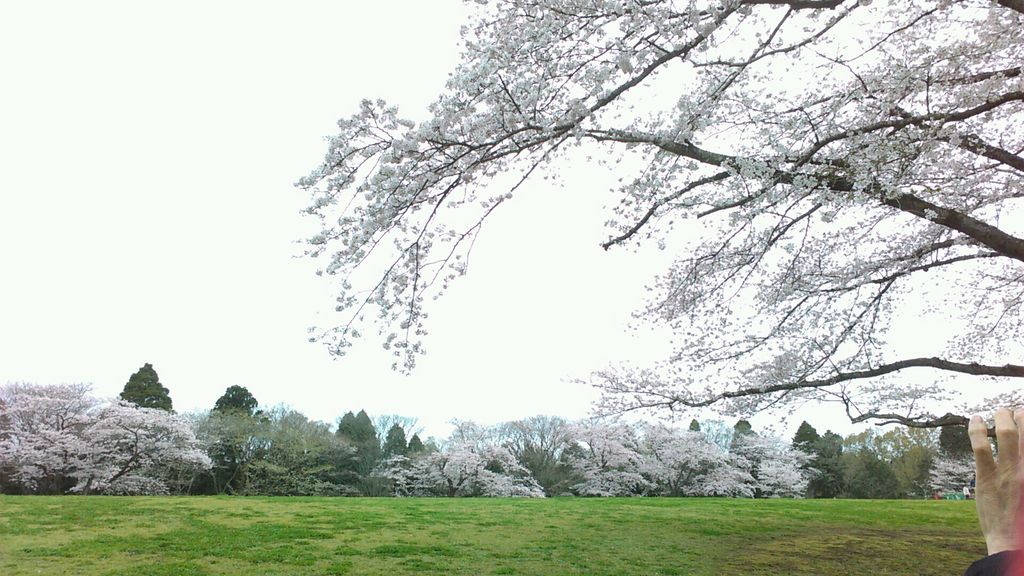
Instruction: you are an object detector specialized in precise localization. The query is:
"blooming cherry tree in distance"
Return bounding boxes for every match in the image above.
[0,383,98,494]
[0,384,209,495]
[379,424,545,497]
[640,424,753,496]
[72,401,210,495]
[300,0,1023,428]
[929,454,975,494]
[730,433,810,497]
[569,420,648,496]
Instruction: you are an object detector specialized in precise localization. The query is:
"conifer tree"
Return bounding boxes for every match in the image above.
[336,411,357,438]
[383,424,408,458]
[352,410,379,446]
[120,363,173,411]
[791,421,820,454]
[407,433,426,454]
[336,409,382,494]
[729,419,754,452]
[213,386,258,416]
[807,431,844,499]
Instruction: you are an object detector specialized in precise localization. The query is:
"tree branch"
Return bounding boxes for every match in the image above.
[942,66,1022,85]
[588,128,1024,263]
[741,0,844,8]
[602,171,731,250]
[851,411,997,438]
[666,357,1024,408]
[875,192,1024,263]
[817,252,1001,293]
[952,132,1024,174]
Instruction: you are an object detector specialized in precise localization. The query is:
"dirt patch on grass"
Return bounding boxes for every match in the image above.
[714,527,985,576]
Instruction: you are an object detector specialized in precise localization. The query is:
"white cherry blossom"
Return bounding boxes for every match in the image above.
[301,0,1024,427]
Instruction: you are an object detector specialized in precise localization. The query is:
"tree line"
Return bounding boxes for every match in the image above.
[0,365,974,498]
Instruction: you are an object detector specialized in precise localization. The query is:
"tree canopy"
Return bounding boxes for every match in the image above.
[408,433,426,454]
[213,385,259,417]
[300,0,1024,429]
[120,363,173,412]
[792,421,820,453]
[938,424,972,458]
[0,383,207,495]
[1,382,964,499]
[383,423,409,457]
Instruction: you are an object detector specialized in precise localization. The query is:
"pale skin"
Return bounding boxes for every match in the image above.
[968,408,1023,555]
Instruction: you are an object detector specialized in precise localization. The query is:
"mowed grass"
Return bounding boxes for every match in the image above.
[0,496,985,575]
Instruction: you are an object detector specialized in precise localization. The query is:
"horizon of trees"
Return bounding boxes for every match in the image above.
[1,376,977,499]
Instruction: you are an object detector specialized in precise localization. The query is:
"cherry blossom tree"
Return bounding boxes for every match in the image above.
[72,401,210,495]
[568,420,648,496]
[0,384,209,495]
[731,433,810,497]
[0,397,11,492]
[379,424,544,497]
[640,424,753,496]
[929,454,975,494]
[301,0,1024,429]
[0,383,98,494]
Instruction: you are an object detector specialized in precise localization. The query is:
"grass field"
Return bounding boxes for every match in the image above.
[0,496,985,575]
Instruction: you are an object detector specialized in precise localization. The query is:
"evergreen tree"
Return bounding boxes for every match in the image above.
[120,363,173,411]
[688,419,701,432]
[807,431,844,498]
[335,409,382,495]
[352,410,379,446]
[382,424,408,458]
[330,412,361,487]
[938,425,972,458]
[407,433,426,454]
[336,412,358,438]
[729,419,754,452]
[843,448,900,499]
[792,421,820,454]
[213,385,258,416]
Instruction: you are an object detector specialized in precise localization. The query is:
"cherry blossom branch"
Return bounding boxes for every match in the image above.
[601,171,731,249]
[595,358,1024,429]
[817,252,1002,293]
[589,128,1024,262]
[848,410,996,436]
[723,358,1023,402]
[875,192,1024,263]
[943,66,1022,85]
[951,132,1024,174]
[740,0,844,8]
[697,5,855,68]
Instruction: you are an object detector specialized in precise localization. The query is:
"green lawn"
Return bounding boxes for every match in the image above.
[0,496,985,575]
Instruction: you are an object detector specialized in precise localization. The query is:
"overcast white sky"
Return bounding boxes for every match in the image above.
[1,1,984,440]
